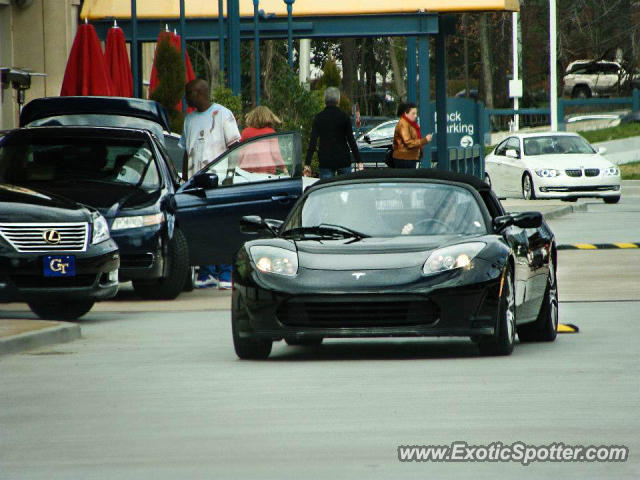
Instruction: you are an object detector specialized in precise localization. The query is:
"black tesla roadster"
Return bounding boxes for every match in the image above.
[231,169,558,359]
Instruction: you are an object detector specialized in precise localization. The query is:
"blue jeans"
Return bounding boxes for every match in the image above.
[393,159,419,169]
[319,166,352,179]
[199,264,232,282]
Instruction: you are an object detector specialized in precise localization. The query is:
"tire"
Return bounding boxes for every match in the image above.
[604,196,621,204]
[478,266,516,356]
[28,299,95,320]
[231,306,272,360]
[132,229,190,300]
[561,197,578,202]
[522,173,536,200]
[572,85,591,99]
[285,337,323,346]
[182,266,197,292]
[518,252,558,342]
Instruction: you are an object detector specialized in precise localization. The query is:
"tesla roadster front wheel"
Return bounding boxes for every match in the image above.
[478,267,516,356]
[231,307,272,360]
[518,254,558,342]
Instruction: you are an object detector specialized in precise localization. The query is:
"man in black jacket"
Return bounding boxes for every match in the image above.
[304,87,363,179]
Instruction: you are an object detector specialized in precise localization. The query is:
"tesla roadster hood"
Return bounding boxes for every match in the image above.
[296,235,469,271]
[526,153,614,170]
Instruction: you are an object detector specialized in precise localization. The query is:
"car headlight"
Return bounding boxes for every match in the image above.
[249,246,298,276]
[111,213,164,231]
[535,169,562,178]
[423,242,486,275]
[604,167,619,176]
[91,214,111,244]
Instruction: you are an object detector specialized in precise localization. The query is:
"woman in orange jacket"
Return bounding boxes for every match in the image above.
[392,102,433,168]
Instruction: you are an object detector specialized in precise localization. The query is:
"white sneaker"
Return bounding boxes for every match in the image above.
[195,275,218,289]
[218,280,232,290]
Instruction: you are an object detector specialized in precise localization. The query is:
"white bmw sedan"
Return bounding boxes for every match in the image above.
[485,132,622,203]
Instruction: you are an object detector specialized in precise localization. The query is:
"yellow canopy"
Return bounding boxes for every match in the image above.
[81,0,519,20]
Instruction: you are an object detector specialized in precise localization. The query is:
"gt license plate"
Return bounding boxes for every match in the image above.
[43,255,76,277]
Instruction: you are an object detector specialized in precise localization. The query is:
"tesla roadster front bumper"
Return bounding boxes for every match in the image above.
[232,258,505,341]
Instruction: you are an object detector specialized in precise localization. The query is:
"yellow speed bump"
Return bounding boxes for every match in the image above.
[613,242,639,249]
[558,323,579,334]
[574,243,597,250]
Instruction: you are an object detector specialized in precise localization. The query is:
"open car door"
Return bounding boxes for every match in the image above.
[175,132,304,265]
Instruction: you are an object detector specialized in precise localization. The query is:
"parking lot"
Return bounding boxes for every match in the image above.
[2,193,639,479]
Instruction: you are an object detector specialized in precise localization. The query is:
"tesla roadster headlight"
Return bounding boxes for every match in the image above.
[535,169,562,178]
[111,213,164,231]
[604,167,619,176]
[423,242,486,275]
[249,246,298,276]
[91,214,111,244]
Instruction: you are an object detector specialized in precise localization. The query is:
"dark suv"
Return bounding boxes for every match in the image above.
[1,120,308,300]
[0,183,119,319]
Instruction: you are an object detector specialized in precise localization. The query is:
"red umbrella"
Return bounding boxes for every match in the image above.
[61,23,113,96]
[105,25,133,97]
[149,30,196,112]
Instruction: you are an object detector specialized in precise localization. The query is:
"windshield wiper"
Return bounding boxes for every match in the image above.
[317,223,369,239]
[281,224,370,240]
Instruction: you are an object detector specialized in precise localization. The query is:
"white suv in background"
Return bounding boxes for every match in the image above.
[562,60,637,98]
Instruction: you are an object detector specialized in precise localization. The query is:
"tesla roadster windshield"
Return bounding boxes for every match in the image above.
[0,137,160,191]
[283,182,488,237]
[523,135,595,156]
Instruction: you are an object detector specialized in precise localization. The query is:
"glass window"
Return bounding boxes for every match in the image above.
[0,136,161,190]
[506,137,521,155]
[523,135,595,156]
[495,139,509,156]
[284,182,488,237]
[369,121,397,140]
[203,132,301,186]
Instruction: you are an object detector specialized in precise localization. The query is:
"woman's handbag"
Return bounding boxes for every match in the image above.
[384,147,395,168]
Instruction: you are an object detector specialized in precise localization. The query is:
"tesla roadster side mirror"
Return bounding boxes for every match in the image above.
[364,135,372,144]
[493,211,543,231]
[240,216,279,236]
[192,172,219,190]
[597,146,607,155]
[513,211,543,229]
[505,149,520,159]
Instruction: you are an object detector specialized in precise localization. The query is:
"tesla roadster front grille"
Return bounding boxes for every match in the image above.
[0,223,89,253]
[565,169,582,177]
[585,168,600,177]
[277,299,439,328]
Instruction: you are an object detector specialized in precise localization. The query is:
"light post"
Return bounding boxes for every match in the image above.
[284,0,295,68]
[550,0,558,130]
[253,0,261,105]
[218,0,225,84]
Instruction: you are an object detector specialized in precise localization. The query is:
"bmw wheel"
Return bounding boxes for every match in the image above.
[479,267,516,356]
[518,252,558,342]
[604,196,621,204]
[522,173,536,200]
[484,173,492,188]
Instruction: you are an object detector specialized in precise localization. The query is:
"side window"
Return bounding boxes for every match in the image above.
[495,139,509,156]
[506,137,521,156]
[204,132,301,187]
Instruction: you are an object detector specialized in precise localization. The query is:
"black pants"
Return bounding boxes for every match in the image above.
[393,159,419,169]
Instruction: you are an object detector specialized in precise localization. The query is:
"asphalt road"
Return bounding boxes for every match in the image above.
[1,195,640,479]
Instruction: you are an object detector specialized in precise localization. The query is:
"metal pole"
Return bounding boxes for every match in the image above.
[228,0,241,95]
[550,0,558,130]
[253,0,260,105]
[435,28,448,171]
[131,0,139,97]
[512,11,519,131]
[418,35,431,167]
[285,0,295,68]
[299,39,311,88]
[180,0,187,112]
[218,0,225,84]
[406,37,417,102]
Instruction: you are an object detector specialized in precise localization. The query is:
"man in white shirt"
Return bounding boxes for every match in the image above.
[179,78,241,289]
[179,78,241,180]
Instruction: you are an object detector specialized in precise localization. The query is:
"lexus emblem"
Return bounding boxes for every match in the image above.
[43,229,62,245]
[352,272,366,280]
